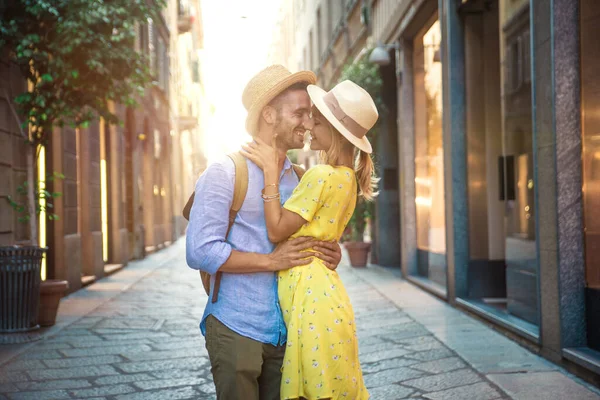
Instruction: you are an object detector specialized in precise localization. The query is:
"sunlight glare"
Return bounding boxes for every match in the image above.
[200,0,283,164]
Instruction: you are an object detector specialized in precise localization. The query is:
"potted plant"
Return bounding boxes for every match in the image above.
[343,199,374,267]
[0,0,165,329]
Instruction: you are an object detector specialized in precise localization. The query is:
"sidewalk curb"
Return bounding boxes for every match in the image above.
[0,238,186,368]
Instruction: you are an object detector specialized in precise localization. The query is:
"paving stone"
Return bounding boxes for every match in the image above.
[58,328,96,336]
[0,383,18,393]
[363,367,426,388]
[360,342,397,355]
[8,389,71,400]
[197,383,216,394]
[116,357,209,373]
[121,347,206,362]
[16,379,92,391]
[150,369,211,380]
[367,383,415,400]
[115,386,198,400]
[0,370,28,384]
[31,342,73,351]
[69,384,136,398]
[166,329,202,337]
[423,382,502,400]
[47,336,106,346]
[403,369,481,392]
[361,348,412,364]
[2,360,44,371]
[27,365,119,380]
[412,357,467,374]
[406,348,455,362]
[487,371,600,400]
[362,357,420,374]
[149,339,204,351]
[70,339,153,348]
[357,335,390,347]
[16,350,63,360]
[43,355,123,368]
[99,332,172,341]
[94,373,155,385]
[133,376,208,390]
[60,344,152,357]
[401,339,446,352]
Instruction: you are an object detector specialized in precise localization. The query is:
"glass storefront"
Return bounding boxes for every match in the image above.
[462,0,539,335]
[581,0,600,352]
[412,15,446,290]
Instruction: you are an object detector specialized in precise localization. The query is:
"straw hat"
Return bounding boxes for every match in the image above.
[307,80,378,153]
[242,65,317,135]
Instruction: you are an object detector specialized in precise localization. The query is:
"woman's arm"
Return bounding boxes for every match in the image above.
[262,168,307,243]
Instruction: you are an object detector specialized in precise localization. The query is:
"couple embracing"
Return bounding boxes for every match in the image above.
[186,65,378,400]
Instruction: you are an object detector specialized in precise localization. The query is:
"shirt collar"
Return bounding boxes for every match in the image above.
[280,156,293,179]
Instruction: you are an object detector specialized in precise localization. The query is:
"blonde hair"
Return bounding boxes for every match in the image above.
[318,121,378,201]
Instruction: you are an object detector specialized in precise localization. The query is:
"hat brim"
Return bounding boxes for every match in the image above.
[307,85,373,154]
[245,70,317,135]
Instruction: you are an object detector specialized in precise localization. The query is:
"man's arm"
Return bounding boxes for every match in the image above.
[218,236,317,273]
[185,159,316,274]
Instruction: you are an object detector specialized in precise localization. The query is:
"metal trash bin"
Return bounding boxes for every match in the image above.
[0,247,46,332]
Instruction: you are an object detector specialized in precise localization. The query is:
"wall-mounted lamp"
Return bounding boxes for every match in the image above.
[369,42,402,83]
[368,42,400,66]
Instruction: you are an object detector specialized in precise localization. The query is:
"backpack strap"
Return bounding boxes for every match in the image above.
[211,151,248,303]
[292,164,305,179]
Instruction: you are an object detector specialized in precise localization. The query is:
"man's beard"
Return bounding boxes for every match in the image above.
[274,118,304,150]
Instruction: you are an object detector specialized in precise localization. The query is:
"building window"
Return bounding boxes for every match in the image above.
[581,0,600,352]
[303,47,308,70]
[412,16,446,289]
[316,8,322,63]
[309,30,314,70]
[327,0,334,38]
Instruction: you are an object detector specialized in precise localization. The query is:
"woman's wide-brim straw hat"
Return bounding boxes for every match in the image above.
[307,80,378,154]
[242,65,317,135]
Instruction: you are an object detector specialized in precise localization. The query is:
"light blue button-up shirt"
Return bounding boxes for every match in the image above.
[186,155,299,346]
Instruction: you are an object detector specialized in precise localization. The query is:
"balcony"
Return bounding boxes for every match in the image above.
[178,0,193,34]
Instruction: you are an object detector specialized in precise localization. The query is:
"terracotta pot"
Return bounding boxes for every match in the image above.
[344,241,371,268]
[38,280,69,327]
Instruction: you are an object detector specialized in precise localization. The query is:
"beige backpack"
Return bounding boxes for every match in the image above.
[183,152,304,303]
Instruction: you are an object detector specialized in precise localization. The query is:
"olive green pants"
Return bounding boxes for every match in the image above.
[205,315,285,400]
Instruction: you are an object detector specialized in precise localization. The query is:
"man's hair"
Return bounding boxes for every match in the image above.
[267,81,310,110]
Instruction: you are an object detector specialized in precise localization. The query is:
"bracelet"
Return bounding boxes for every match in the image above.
[263,196,280,203]
[261,192,280,200]
[263,183,278,192]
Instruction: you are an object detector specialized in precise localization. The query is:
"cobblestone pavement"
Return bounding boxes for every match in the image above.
[0,238,599,400]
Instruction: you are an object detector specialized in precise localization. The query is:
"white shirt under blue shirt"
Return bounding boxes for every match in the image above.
[186,155,299,346]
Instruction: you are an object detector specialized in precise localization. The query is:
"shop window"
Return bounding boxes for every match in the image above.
[412,16,446,290]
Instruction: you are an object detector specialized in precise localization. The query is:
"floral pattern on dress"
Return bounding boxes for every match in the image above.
[279,165,368,400]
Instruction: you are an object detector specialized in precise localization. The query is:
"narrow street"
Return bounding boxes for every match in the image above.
[0,239,599,400]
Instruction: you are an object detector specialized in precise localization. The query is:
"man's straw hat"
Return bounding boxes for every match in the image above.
[242,65,316,135]
[307,80,378,153]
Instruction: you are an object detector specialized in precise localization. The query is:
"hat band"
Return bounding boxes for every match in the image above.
[323,91,368,138]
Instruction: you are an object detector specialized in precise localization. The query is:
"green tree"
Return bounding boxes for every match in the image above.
[0,0,166,244]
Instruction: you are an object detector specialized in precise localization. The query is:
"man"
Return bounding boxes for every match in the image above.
[186,65,343,400]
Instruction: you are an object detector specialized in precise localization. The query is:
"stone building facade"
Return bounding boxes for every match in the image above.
[0,0,206,294]
[281,0,600,385]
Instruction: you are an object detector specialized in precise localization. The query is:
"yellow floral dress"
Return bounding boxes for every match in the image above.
[279,164,369,400]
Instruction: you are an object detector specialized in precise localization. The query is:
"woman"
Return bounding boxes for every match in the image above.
[242,80,378,400]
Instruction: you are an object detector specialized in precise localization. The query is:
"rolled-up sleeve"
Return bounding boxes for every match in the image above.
[186,158,235,274]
